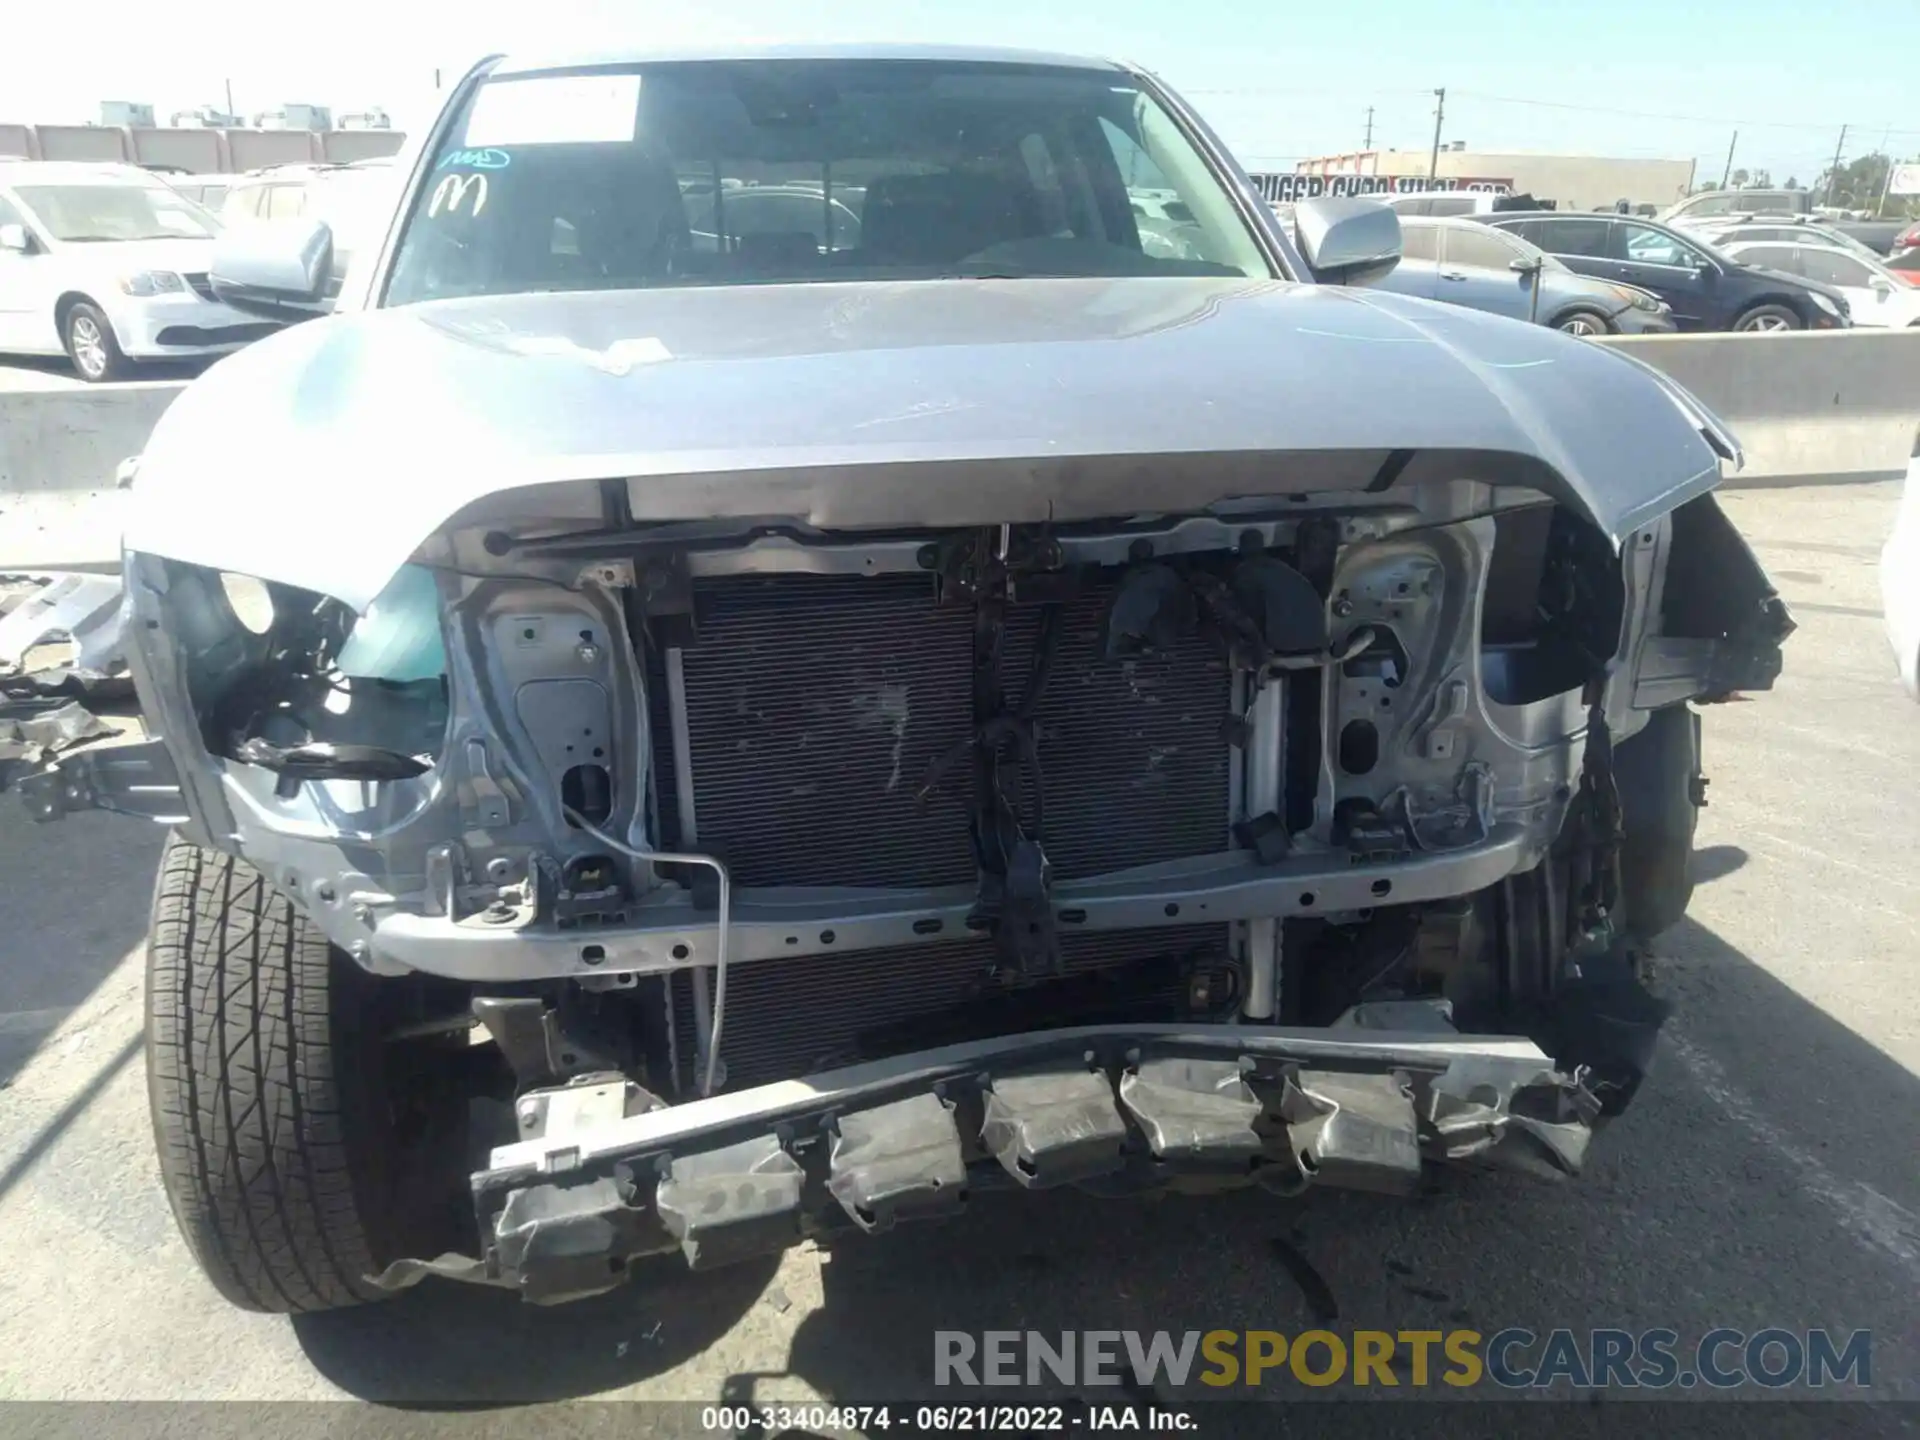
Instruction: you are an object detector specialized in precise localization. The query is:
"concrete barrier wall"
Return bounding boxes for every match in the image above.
[0,381,179,572]
[2,330,1917,572]
[1602,329,1920,488]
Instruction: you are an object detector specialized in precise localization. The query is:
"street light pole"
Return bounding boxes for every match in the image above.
[1427,88,1446,182]
[1721,130,1737,188]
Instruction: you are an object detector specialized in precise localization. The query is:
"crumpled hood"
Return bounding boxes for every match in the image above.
[126,276,1732,610]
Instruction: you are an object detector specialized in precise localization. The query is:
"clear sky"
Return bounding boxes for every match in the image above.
[6,0,1917,186]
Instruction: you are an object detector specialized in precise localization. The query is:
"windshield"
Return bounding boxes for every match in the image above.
[14,183,216,242]
[384,59,1271,305]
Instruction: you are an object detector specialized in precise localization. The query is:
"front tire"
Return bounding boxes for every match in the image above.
[146,836,398,1312]
[1731,303,1801,333]
[62,300,131,382]
[1554,309,1613,337]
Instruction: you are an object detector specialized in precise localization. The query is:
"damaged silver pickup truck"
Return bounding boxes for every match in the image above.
[16,45,1792,1311]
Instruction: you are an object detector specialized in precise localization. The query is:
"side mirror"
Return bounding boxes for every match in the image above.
[0,223,32,254]
[209,218,335,321]
[1508,256,1543,275]
[1870,279,1894,297]
[1293,196,1402,286]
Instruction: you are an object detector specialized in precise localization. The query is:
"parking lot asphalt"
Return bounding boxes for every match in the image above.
[0,482,1915,1431]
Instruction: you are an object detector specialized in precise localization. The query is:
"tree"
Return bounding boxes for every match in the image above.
[1730,167,1750,188]
[1817,153,1890,211]
[1785,175,1800,190]
[1750,168,1772,188]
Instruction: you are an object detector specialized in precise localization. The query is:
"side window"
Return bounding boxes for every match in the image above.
[1443,226,1521,270]
[1798,248,1873,287]
[1427,195,1475,218]
[1398,224,1438,262]
[1737,245,1801,274]
[263,184,308,222]
[0,193,33,254]
[1620,224,1699,267]
[1535,218,1613,257]
[1685,193,1735,218]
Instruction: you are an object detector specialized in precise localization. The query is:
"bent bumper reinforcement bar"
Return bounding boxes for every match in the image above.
[377,1023,1601,1304]
[369,826,1536,982]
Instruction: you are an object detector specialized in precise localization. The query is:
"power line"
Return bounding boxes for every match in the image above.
[1183,82,1920,138]
[1446,88,1920,136]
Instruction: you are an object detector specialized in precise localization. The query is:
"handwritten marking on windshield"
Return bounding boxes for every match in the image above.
[429,173,489,218]
[437,148,511,170]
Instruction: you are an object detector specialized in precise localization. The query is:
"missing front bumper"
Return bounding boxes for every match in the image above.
[392,1021,1605,1304]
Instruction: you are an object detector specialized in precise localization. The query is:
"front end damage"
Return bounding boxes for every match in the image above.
[19,284,1795,1303]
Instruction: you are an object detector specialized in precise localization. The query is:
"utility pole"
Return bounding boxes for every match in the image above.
[1427,88,1446,182]
[224,79,235,119]
[1721,130,1737,188]
[1823,124,1848,207]
[1363,106,1374,150]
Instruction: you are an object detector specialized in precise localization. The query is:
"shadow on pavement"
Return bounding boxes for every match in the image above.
[0,813,163,1085]
[290,916,1918,1433]
[1689,844,1749,886]
[293,1251,780,1405]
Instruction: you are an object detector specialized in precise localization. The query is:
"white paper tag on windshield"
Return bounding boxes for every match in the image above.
[463,74,641,147]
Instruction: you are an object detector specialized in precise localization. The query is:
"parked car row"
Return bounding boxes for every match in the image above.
[0,160,280,379]
[1,151,1911,380]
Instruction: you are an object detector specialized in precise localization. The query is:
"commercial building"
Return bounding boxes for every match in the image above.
[1288,147,1697,213]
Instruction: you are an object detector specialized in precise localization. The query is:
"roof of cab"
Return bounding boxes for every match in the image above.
[487,41,1130,79]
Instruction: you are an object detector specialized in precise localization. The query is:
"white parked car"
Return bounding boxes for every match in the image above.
[0,161,280,380]
[1717,240,1920,328]
[1685,218,1884,264]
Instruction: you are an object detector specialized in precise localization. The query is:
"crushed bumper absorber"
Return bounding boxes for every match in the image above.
[655,1135,804,1270]
[463,1023,1607,1301]
[1118,1055,1264,1167]
[981,1067,1128,1187]
[827,1092,968,1231]
[1278,1071,1422,1196]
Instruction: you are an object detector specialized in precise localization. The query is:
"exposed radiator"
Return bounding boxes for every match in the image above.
[672,925,1231,1089]
[645,567,1238,1090]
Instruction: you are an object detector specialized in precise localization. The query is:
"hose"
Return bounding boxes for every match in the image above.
[562,805,732,1097]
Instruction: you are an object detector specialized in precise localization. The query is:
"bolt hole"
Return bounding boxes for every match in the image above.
[560,1051,578,1066]
[579,629,594,642]
[1395,582,1409,595]
[1298,891,1316,907]
[581,944,605,965]
[1164,902,1180,917]
[316,885,336,904]
[1371,879,1392,897]
[785,935,799,946]
[592,746,604,758]
[820,930,836,945]
[521,627,536,640]
[912,918,944,935]
[671,943,689,960]
[1380,696,1391,709]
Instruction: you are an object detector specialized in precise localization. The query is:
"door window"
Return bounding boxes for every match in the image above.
[1398,224,1439,261]
[1796,248,1874,288]
[1619,224,1702,267]
[1443,226,1522,270]
[1733,244,1801,275]
[1532,218,1613,257]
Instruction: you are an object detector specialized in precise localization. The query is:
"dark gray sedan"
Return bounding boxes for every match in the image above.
[1369,214,1676,335]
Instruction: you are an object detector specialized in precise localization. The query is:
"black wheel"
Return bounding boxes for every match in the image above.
[146,835,400,1312]
[1731,303,1800,333]
[62,299,132,382]
[1553,309,1613,337]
